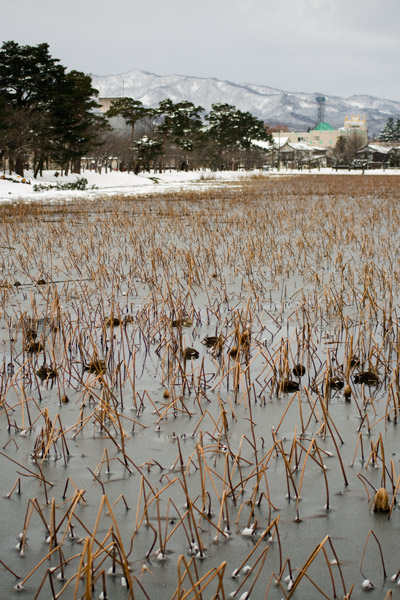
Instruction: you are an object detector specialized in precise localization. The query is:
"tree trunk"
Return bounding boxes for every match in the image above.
[34,160,41,179]
[73,158,81,174]
[15,154,24,177]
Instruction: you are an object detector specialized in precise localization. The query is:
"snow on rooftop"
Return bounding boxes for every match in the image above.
[270,136,289,148]
[363,144,393,153]
[286,142,323,152]
[252,139,276,151]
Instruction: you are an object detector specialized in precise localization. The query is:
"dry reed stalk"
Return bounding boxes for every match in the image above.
[190,501,229,539]
[17,544,63,590]
[365,436,385,472]
[6,476,21,498]
[90,496,133,593]
[351,431,366,467]
[360,529,387,580]
[297,395,320,436]
[0,560,21,580]
[232,544,270,598]
[317,396,348,485]
[286,535,346,599]
[269,433,299,502]
[190,408,220,437]
[214,489,228,543]
[0,449,54,486]
[234,516,281,583]
[158,505,193,554]
[386,461,400,518]
[264,571,288,600]
[290,570,332,599]
[71,537,89,600]
[299,438,330,509]
[53,490,86,544]
[294,438,325,519]
[175,443,206,557]
[62,477,85,501]
[173,555,203,600]
[273,390,301,435]
[195,443,223,505]
[134,477,179,533]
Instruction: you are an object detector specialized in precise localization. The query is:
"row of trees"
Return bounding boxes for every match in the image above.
[0,41,272,176]
[102,98,272,173]
[2,41,400,177]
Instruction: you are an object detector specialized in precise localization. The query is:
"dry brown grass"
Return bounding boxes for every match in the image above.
[0,174,400,598]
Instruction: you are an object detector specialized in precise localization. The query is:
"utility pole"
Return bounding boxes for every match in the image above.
[277,129,280,171]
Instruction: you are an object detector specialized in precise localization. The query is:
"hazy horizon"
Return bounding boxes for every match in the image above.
[1,0,400,102]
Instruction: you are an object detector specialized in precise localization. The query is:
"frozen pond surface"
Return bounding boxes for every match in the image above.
[1,175,400,598]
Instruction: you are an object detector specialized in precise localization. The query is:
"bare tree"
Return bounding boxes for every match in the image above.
[344,132,366,164]
[331,132,365,167]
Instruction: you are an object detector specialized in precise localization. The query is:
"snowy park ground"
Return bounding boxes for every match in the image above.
[1,167,400,202]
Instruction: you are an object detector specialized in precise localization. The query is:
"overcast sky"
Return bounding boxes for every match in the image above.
[2,0,400,101]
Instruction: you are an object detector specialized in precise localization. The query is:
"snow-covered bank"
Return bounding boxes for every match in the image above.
[1,167,399,203]
[0,169,253,202]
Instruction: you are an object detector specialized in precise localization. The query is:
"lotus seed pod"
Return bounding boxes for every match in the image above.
[373,488,389,512]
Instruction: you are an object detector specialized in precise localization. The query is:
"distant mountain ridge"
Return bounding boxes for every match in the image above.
[91,70,400,135]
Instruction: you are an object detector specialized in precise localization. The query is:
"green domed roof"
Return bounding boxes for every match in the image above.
[314,122,334,131]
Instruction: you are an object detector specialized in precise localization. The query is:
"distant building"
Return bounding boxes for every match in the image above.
[272,116,368,149]
[97,97,130,134]
[355,143,400,168]
[343,115,367,134]
[279,141,328,168]
[253,137,328,169]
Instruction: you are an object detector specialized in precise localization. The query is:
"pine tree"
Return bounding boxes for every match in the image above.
[206,103,271,150]
[206,103,272,169]
[157,99,204,151]
[0,41,64,174]
[378,118,396,142]
[0,41,107,176]
[395,119,400,143]
[135,136,163,171]
[106,98,153,141]
[49,71,107,174]
[0,41,64,108]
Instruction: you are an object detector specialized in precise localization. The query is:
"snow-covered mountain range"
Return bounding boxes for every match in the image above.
[91,70,400,135]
